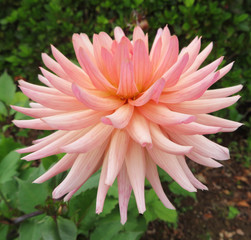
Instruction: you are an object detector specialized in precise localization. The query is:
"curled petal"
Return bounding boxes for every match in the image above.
[13,119,52,130]
[72,84,125,111]
[101,104,134,129]
[129,78,165,106]
[125,141,146,214]
[126,110,152,148]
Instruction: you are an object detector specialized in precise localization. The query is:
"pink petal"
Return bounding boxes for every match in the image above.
[78,47,117,92]
[13,119,52,130]
[42,110,108,130]
[33,153,78,183]
[125,141,146,214]
[215,62,234,81]
[168,95,241,114]
[105,130,129,186]
[19,80,62,95]
[117,162,132,224]
[133,39,151,91]
[126,110,152,148]
[181,42,213,77]
[145,154,175,209]
[152,36,179,83]
[72,84,125,111]
[168,56,223,91]
[149,123,193,154]
[20,86,85,111]
[169,133,230,160]
[22,129,87,161]
[11,105,65,118]
[40,67,74,96]
[117,58,139,98]
[147,147,196,192]
[53,143,107,199]
[150,37,162,72]
[101,104,134,129]
[178,36,201,72]
[201,84,243,99]
[161,53,189,89]
[195,114,243,132]
[38,74,54,87]
[128,78,165,106]
[160,72,219,103]
[186,151,223,168]
[138,102,195,126]
[41,53,70,81]
[177,156,208,190]
[96,153,110,214]
[114,26,125,42]
[165,122,221,135]
[133,26,148,51]
[61,123,113,153]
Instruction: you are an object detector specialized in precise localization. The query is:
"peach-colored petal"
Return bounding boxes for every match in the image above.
[147,147,196,192]
[168,95,240,114]
[72,84,125,111]
[78,47,117,92]
[129,78,165,106]
[105,130,129,186]
[114,26,125,43]
[42,110,107,130]
[126,110,152,148]
[125,141,146,214]
[149,123,193,154]
[33,153,78,183]
[201,84,243,99]
[61,123,113,153]
[38,74,54,87]
[52,143,107,199]
[101,104,134,129]
[117,162,132,224]
[51,45,93,89]
[133,39,151,91]
[133,26,148,51]
[145,153,175,209]
[13,119,52,130]
[96,152,110,214]
[169,133,230,160]
[20,86,85,111]
[40,67,74,96]
[138,102,195,126]
[177,156,208,190]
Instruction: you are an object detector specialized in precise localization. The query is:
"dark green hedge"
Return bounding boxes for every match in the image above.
[1,0,250,102]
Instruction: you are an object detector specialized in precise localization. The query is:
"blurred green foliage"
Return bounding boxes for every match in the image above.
[0,0,251,239]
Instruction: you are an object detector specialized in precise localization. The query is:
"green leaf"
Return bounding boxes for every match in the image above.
[0,224,8,240]
[19,221,42,240]
[41,217,61,240]
[184,0,195,7]
[152,201,177,223]
[17,178,48,213]
[169,182,196,199]
[0,150,20,184]
[0,102,8,116]
[0,71,16,104]
[114,231,143,240]
[57,216,77,240]
[227,206,240,219]
[0,135,22,159]
[99,197,118,217]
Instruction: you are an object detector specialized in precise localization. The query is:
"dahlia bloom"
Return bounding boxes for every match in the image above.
[12,25,242,224]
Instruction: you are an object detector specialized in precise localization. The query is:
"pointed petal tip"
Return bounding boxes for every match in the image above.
[120,217,127,225]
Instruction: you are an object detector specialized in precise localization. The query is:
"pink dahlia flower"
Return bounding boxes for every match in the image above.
[12,25,242,224]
